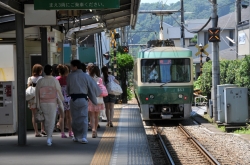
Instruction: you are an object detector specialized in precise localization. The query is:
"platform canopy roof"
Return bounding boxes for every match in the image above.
[0,0,140,38]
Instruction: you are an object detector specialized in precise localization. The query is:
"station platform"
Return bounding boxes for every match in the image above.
[0,104,153,165]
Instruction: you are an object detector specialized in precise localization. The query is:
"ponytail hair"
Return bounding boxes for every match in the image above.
[101,66,109,84]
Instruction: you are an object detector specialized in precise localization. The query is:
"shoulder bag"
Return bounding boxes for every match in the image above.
[109,80,123,96]
[26,77,36,101]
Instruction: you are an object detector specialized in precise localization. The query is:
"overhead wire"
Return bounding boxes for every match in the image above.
[170,14,212,33]
[169,0,237,34]
[169,0,236,32]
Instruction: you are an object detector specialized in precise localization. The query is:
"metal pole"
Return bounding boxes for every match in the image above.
[15,13,26,146]
[40,27,48,66]
[235,0,240,59]
[100,33,104,67]
[200,52,203,76]
[212,0,220,122]
[180,0,185,48]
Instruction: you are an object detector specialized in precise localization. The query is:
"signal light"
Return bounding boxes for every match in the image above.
[145,97,149,101]
[206,57,211,62]
[123,46,129,53]
[184,96,187,100]
[208,27,221,42]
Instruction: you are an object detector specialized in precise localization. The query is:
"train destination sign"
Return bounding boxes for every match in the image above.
[34,0,120,10]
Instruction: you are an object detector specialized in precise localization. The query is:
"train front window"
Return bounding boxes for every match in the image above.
[141,59,191,83]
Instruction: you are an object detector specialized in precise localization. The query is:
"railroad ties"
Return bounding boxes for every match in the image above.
[151,123,221,165]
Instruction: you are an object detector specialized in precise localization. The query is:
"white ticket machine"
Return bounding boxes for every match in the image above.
[0,45,17,134]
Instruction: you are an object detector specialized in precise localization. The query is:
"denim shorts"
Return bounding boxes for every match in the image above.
[103,94,116,103]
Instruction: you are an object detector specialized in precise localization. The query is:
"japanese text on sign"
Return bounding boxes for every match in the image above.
[34,0,120,10]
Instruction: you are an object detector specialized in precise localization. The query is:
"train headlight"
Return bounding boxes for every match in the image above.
[162,106,171,113]
[179,94,183,99]
[162,107,167,112]
[149,94,154,99]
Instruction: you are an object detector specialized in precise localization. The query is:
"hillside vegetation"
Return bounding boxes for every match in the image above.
[132,0,235,45]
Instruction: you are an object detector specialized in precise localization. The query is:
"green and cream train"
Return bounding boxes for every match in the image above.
[134,41,193,120]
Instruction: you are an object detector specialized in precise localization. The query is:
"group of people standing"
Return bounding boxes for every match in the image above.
[27,60,119,146]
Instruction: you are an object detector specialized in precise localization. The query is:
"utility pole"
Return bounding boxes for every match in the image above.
[211,0,220,122]
[235,0,241,59]
[180,0,185,48]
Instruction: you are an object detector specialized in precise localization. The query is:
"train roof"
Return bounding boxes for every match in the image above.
[137,47,192,58]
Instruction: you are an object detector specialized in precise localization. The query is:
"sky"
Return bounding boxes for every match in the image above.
[140,0,179,4]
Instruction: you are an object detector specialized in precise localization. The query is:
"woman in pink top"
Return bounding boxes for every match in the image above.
[56,64,73,137]
[88,66,105,138]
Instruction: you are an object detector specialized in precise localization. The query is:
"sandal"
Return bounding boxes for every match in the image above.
[69,131,74,137]
[61,133,68,138]
[41,131,47,136]
[35,134,42,137]
[92,131,97,138]
[110,122,113,127]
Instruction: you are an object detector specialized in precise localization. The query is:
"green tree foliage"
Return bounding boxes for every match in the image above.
[116,53,134,103]
[236,56,250,88]
[220,60,230,84]
[200,61,212,94]
[225,60,241,84]
[191,34,197,43]
[199,57,250,96]
[194,76,201,90]
[116,53,134,72]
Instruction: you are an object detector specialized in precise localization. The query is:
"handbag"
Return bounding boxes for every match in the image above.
[109,80,123,96]
[97,78,108,97]
[35,109,45,123]
[26,77,36,101]
[96,97,104,104]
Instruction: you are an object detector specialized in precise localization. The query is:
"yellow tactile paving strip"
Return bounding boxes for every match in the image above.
[90,105,124,165]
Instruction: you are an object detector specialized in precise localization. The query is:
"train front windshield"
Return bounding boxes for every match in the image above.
[141,59,191,83]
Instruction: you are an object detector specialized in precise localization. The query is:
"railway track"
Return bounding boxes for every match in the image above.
[152,123,221,165]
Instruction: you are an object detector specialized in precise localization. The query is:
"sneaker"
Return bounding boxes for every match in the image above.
[69,131,74,137]
[61,133,68,138]
[81,138,88,144]
[72,137,78,142]
[47,138,52,146]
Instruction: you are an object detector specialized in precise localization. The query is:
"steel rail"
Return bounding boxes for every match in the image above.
[153,125,175,165]
[178,124,221,165]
